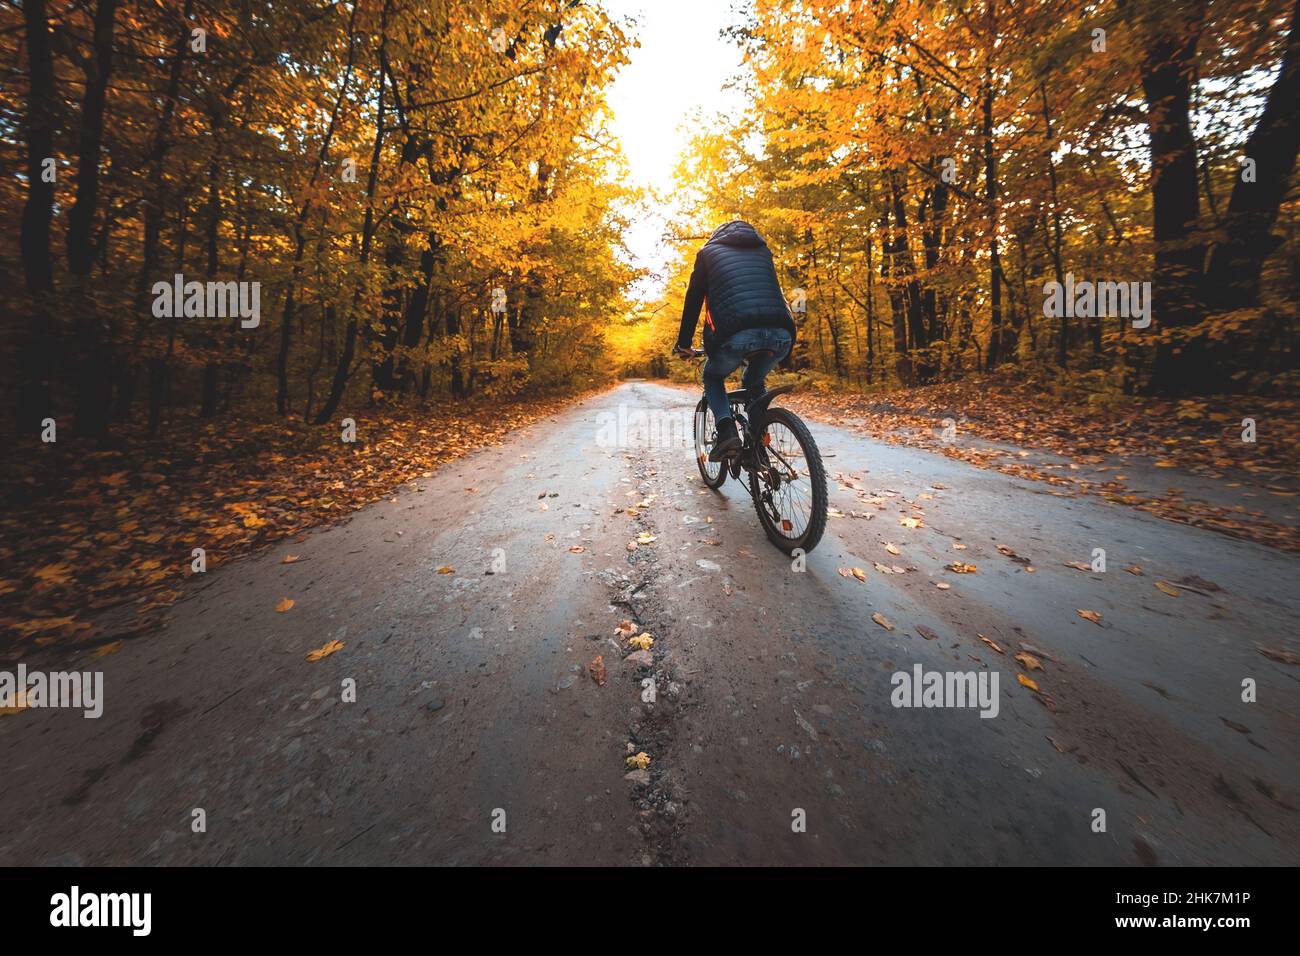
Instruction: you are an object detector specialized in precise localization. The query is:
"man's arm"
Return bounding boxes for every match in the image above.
[675,252,707,351]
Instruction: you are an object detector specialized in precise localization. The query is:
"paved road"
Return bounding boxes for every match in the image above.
[2,382,1297,865]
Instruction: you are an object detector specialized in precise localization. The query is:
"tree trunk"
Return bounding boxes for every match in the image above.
[983,73,1008,368]
[68,0,120,440]
[1141,3,1207,393]
[1201,0,1300,309]
[16,0,59,436]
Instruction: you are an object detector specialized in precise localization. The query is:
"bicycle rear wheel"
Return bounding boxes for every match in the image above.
[694,398,726,489]
[748,407,828,553]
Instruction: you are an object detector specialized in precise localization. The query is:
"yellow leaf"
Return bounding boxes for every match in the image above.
[305,639,344,662]
[437,566,454,574]
[1077,609,1102,625]
[1155,581,1180,597]
[1014,652,1043,671]
[34,563,73,588]
[1017,674,1040,692]
[871,612,894,630]
[275,598,295,612]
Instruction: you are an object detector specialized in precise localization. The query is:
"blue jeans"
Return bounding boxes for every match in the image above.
[702,327,793,425]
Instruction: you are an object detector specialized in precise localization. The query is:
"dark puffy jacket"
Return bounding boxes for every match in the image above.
[675,220,796,357]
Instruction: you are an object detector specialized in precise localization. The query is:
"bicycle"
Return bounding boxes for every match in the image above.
[682,348,829,554]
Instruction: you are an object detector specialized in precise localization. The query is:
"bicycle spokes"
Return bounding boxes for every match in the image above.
[756,421,812,537]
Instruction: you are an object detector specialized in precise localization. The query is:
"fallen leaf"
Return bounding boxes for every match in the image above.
[935,581,951,590]
[851,567,866,582]
[979,634,1004,654]
[568,546,586,553]
[628,633,654,651]
[1014,652,1044,671]
[948,562,977,574]
[1017,673,1040,692]
[437,566,454,574]
[871,612,894,631]
[1077,609,1102,625]
[916,624,939,641]
[305,639,344,662]
[275,598,295,613]
[1258,645,1299,665]
[885,542,900,555]
[281,554,301,564]
[588,656,607,686]
[626,751,651,770]
[1155,580,1180,597]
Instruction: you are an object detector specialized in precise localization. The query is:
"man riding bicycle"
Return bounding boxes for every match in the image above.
[674,220,797,462]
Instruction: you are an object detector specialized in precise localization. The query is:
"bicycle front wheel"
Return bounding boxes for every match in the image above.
[694,398,727,489]
[748,407,828,553]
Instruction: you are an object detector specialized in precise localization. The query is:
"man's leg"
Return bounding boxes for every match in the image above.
[701,348,743,425]
[740,330,793,402]
[701,345,745,461]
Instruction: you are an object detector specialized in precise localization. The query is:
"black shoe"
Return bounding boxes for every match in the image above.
[709,417,742,462]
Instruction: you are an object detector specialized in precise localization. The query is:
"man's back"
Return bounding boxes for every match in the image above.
[677,220,795,357]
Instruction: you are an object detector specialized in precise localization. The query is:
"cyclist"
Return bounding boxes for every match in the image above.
[674,220,796,462]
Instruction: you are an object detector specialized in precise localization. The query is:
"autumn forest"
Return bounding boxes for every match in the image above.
[1,0,1299,876]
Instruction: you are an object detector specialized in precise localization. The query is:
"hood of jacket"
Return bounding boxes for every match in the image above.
[706,220,766,249]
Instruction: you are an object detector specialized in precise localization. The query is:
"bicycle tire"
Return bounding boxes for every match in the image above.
[748,407,828,553]
[694,397,727,489]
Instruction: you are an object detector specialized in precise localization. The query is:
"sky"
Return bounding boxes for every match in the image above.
[601,0,750,302]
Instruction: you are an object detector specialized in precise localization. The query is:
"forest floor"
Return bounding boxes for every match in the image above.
[0,385,606,653]
[782,372,1300,554]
